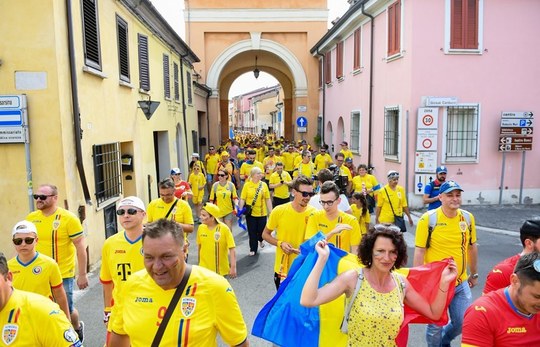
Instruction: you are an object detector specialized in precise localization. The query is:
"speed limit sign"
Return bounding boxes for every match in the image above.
[418,108,438,129]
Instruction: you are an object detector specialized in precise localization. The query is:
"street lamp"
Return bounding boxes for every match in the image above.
[253,56,260,79]
[137,99,160,120]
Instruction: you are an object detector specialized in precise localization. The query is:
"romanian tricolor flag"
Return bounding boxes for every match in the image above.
[252,233,455,347]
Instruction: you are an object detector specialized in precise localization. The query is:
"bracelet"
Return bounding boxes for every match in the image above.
[438,286,448,293]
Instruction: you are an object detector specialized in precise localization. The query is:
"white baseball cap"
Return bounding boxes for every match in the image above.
[12,220,37,236]
[118,196,146,212]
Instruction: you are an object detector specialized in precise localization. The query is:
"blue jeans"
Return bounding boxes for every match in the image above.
[426,281,472,347]
[63,277,75,313]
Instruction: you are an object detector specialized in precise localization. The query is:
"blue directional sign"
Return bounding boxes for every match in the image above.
[0,95,27,143]
[296,116,308,127]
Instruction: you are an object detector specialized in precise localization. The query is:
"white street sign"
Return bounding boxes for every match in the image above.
[414,151,437,173]
[501,111,533,118]
[417,107,438,129]
[414,173,436,195]
[416,129,438,151]
[500,118,534,127]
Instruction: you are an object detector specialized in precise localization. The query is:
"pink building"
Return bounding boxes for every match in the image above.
[311,0,540,208]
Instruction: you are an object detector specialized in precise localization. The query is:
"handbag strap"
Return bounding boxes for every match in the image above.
[250,182,263,207]
[151,264,192,347]
[384,188,398,217]
[341,268,364,333]
[164,198,179,219]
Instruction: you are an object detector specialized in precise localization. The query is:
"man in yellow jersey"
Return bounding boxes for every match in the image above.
[313,144,332,173]
[293,150,316,179]
[100,196,146,346]
[205,145,220,192]
[333,153,353,194]
[305,181,361,254]
[263,175,316,289]
[0,253,82,346]
[239,149,264,182]
[268,162,292,207]
[8,220,70,321]
[110,219,249,347]
[281,145,299,176]
[375,170,413,228]
[26,183,87,342]
[339,141,353,160]
[262,147,279,183]
[413,180,478,347]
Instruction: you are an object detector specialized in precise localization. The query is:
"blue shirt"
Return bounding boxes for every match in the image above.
[424,180,443,210]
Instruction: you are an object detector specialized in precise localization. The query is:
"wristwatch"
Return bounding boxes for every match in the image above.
[470,273,479,279]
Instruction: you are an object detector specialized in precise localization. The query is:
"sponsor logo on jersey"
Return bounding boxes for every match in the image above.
[32,266,42,275]
[2,324,18,345]
[181,297,196,317]
[135,297,153,303]
[506,326,527,334]
[474,305,487,312]
[115,250,126,254]
[492,269,502,273]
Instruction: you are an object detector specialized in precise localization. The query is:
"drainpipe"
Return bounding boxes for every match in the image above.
[360,1,375,173]
[66,0,91,204]
[315,48,326,146]
[180,55,190,160]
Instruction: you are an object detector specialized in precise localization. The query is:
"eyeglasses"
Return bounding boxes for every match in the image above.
[116,208,138,216]
[319,198,338,206]
[374,223,402,234]
[33,194,54,200]
[519,259,540,273]
[217,174,227,177]
[298,191,316,197]
[13,237,36,246]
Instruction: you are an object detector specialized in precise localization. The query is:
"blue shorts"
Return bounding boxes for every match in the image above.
[206,174,214,182]
[63,277,75,313]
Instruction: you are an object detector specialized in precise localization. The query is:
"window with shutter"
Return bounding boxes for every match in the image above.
[116,15,129,82]
[325,52,332,84]
[450,0,479,49]
[353,28,361,70]
[138,34,150,91]
[387,0,401,57]
[82,0,102,70]
[163,54,170,99]
[186,71,192,104]
[173,62,179,101]
[318,59,323,88]
[336,41,344,79]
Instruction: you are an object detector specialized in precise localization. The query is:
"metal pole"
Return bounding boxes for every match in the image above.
[405,110,409,199]
[21,96,34,212]
[498,152,506,205]
[519,151,526,204]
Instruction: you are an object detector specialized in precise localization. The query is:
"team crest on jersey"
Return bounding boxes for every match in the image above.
[32,266,43,275]
[2,324,18,345]
[181,297,197,317]
[214,231,221,241]
[53,220,61,230]
[459,221,468,232]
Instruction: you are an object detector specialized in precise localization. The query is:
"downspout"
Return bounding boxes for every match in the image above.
[206,88,211,146]
[315,48,326,146]
[180,55,190,160]
[66,0,91,204]
[361,1,375,173]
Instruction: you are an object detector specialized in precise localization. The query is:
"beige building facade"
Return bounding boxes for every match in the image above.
[185,0,328,146]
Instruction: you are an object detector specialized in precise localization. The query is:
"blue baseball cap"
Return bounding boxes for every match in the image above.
[440,180,463,194]
[436,166,447,174]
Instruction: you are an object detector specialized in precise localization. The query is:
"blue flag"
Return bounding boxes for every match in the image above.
[252,233,348,347]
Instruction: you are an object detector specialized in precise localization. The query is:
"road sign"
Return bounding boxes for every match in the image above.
[498,143,533,152]
[296,116,307,127]
[417,108,438,129]
[297,127,307,133]
[500,118,534,127]
[499,136,533,145]
[0,95,27,144]
[414,151,437,173]
[501,111,533,118]
[416,129,437,151]
[414,173,435,195]
[500,127,533,136]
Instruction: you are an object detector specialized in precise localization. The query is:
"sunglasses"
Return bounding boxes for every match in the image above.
[519,259,540,273]
[116,208,138,216]
[299,191,316,197]
[217,174,227,177]
[374,223,402,234]
[33,194,54,200]
[13,237,36,246]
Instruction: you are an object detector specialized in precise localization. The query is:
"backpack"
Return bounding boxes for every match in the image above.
[425,209,472,249]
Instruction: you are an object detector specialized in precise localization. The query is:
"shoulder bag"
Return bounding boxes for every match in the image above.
[384,188,407,232]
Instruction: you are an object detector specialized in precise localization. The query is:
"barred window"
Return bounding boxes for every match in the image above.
[93,143,122,206]
[445,105,479,161]
[384,106,400,159]
[350,112,360,152]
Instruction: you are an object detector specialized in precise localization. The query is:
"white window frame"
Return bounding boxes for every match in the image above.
[350,111,361,153]
[444,0,484,54]
[383,105,402,162]
[441,103,481,163]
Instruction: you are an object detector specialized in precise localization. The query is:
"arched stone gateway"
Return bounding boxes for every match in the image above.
[185,0,328,144]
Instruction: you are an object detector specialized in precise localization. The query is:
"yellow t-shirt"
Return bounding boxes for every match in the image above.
[26,207,84,278]
[339,165,353,181]
[350,205,371,236]
[415,208,477,283]
[294,161,316,178]
[239,161,264,180]
[266,203,315,276]
[240,181,271,217]
[340,149,354,160]
[0,289,80,346]
[8,253,63,300]
[256,147,265,162]
[111,266,248,347]
[314,153,333,172]
[352,174,379,194]
[305,210,361,252]
[205,153,220,176]
[146,198,194,225]
[188,172,206,198]
[268,171,292,199]
[263,155,279,180]
[209,182,238,217]
[293,154,303,168]
[197,223,236,276]
[281,152,299,172]
[377,185,408,223]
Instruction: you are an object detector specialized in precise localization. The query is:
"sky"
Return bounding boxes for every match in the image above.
[151,0,351,97]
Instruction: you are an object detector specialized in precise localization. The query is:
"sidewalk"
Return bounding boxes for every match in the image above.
[411,204,540,234]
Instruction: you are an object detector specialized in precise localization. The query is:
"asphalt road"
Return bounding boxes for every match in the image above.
[75,212,525,347]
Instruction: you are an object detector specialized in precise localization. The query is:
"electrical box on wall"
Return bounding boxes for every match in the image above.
[121,154,133,171]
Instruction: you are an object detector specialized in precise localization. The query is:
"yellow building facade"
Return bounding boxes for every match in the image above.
[0,0,201,264]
